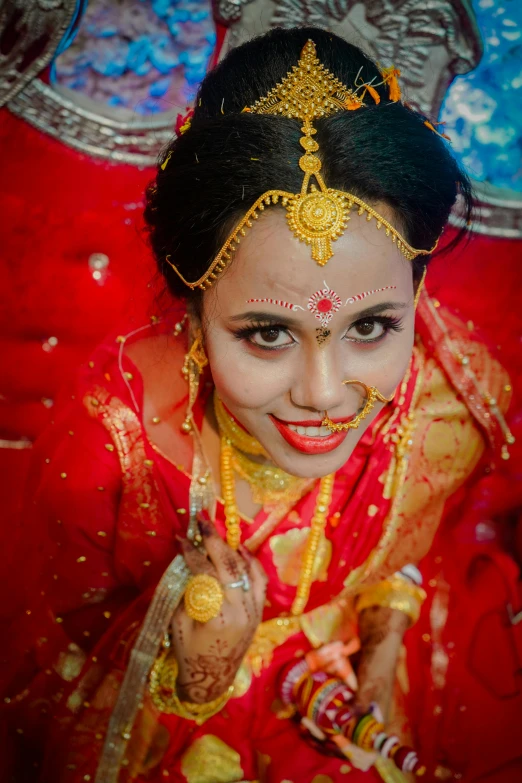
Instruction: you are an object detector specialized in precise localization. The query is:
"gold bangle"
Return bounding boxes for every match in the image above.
[150,645,234,724]
[355,577,427,625]
[184,573,224,623]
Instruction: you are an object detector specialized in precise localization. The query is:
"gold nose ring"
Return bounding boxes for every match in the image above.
[322,380,394,433]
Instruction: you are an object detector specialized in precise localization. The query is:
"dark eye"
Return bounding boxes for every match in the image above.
[259,328,282,343]
[249,327,294,348]
[354,320,376,337]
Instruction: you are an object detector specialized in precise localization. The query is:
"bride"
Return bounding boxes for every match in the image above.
[1,26,516,783]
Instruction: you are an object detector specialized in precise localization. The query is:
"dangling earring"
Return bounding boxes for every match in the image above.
[181,326,208,433]
[413,266,427,310]
[180,325,214,542]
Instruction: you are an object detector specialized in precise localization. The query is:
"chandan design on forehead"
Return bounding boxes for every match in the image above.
[246,297,304,311]
[245,284,399,325]
[307,283,342,327]
[346,285,397,304]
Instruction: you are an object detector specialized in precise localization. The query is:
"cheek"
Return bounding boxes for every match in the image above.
[206,337,290,411]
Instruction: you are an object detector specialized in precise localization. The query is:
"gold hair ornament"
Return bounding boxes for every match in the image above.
[167,40,437,291]
[322,379,394,433]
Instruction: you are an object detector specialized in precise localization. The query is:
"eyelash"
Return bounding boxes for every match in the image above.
[232,315,404,351]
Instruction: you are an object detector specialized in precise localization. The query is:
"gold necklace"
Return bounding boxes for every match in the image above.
[214,393,309,505]
[214,393,336,615]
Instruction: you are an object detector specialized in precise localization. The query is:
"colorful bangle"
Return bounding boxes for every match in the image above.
[354,576,427,625]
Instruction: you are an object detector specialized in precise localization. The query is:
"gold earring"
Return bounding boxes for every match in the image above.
[181,326,208,433]
[322,380,394,433]
[413,266,427,310]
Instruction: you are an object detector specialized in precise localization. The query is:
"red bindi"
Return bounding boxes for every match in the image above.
[317,298,333,313]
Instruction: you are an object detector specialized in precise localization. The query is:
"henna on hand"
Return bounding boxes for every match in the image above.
[354,606,409,720]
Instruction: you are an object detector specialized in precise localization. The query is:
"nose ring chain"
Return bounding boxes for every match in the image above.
[322,380,394,433]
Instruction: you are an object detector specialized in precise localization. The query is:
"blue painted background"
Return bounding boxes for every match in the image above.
[54,0,521,192]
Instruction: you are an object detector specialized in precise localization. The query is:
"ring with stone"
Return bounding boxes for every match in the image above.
[184,573,224,623]
[223,572,251,592]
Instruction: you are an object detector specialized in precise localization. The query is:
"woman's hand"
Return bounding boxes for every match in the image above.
[353,605,410,721]
[170,517,267,704]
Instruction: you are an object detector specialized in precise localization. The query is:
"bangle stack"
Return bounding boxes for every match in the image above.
[354,575,427,625]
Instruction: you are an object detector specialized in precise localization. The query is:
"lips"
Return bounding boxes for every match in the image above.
[269,413,355,455]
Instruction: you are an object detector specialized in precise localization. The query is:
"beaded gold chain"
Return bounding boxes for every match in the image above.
[291,472,335,615]
[216,392,336,615]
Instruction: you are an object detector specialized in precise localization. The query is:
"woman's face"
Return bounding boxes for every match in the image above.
[202,207,416,479]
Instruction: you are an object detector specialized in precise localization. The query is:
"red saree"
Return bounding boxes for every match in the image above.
[1,293,520,783]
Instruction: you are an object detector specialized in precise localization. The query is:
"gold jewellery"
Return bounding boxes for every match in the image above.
[322,380,394,433]
[150,634,234,722]
[214,393,310,508]
[184,573,224,623]
[214,391,335,615]
[167,40,437,291]
[181,327,208,433]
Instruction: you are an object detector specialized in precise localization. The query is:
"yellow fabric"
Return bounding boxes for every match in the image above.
[181,735,244,783]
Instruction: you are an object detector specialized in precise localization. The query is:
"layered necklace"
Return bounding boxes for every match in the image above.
[214,392,335,615]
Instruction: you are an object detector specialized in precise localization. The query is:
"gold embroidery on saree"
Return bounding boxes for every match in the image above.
[269,527,332,586]
[181,734,244,783]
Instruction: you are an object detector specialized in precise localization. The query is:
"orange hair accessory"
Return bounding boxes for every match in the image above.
[344,94,365,110]
[380,66,401,102]
[424,120,452,141]
[362,83,381,105]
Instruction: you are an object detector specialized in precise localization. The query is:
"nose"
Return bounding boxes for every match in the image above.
[290,343,347,414]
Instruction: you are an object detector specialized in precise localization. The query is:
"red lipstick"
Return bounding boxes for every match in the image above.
[269,414,354,455]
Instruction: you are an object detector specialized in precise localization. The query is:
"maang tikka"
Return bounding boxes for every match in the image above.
[167,40,438,291]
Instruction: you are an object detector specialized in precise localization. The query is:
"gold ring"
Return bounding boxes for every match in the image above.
[322,380,394,433]
[184,574,224,623]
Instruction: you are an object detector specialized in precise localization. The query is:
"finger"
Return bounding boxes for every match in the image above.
[177,537,216,577]
[199,518,246,585]
[248,557,268,616]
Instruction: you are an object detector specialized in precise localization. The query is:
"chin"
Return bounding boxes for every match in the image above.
[263,433,360,479]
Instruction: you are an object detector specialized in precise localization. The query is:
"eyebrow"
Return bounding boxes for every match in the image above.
[229,310,300,327]
[229,301,408,325]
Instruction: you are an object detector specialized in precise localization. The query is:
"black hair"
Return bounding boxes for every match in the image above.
[144,26,473,302]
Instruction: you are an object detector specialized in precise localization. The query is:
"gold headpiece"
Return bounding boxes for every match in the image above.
[168,40,437,291]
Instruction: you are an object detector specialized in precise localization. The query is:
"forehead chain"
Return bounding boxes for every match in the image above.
[167,40,437,291]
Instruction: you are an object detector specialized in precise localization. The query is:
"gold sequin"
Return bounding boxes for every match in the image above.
[152,416,161,424]
[76,556,86,563]
[97,531,107,537]
[176,508,187,515]
[60,473,67,479]
[104,444,115,452]
[367,504,378,517]
[180,735,244,783]
[97,486,105,491]
[103,611,111,619]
